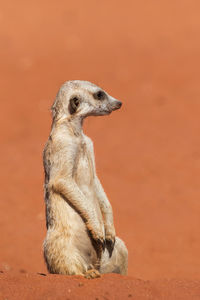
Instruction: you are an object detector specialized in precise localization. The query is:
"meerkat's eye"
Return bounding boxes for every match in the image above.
[93,90,106,100]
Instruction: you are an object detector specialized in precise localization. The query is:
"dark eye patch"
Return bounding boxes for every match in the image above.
[93,90,106,100]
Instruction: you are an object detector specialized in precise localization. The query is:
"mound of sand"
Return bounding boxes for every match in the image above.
[0,272,200,300]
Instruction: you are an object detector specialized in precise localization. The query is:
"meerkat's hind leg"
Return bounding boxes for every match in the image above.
[100,237,128,275]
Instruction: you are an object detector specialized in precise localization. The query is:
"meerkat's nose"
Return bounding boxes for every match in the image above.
[118,101,122,108]
[116,101,122,109]
[110,98,122,111]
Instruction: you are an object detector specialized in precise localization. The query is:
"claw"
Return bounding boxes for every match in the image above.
[97,238,106,252]
[106,238,115,257]
[90,236,106,258]
[87,228,106,257]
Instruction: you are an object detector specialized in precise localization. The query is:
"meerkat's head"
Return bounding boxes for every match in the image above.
[51,80,122,121]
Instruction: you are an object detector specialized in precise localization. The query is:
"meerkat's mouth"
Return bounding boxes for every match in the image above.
[99,110,111,116]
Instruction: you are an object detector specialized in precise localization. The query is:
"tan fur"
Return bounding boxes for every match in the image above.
[43,80,128,278]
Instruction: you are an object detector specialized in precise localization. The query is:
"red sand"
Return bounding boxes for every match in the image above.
[1,272,200,300]
[1,0,200,298]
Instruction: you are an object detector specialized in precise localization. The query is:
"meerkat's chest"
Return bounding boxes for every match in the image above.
[73,141,95,185]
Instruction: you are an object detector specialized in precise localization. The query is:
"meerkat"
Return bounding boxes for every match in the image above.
[43,80,128,279]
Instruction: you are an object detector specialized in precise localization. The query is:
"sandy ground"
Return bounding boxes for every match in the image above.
[1,0,200,298]
[1,272,200,300]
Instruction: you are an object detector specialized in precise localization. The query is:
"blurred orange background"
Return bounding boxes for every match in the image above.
[1,0,200,280]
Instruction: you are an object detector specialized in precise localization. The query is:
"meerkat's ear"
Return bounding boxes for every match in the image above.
[69,96,80,114]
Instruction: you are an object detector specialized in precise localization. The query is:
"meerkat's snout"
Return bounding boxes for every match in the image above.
[112,100,122,110]
[109,97,122,112]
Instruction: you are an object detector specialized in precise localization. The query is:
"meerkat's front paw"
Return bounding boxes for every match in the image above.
[86,222,105,257]
[90,231,106,258]
[84,269,101,279]
[105,225,116,257]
